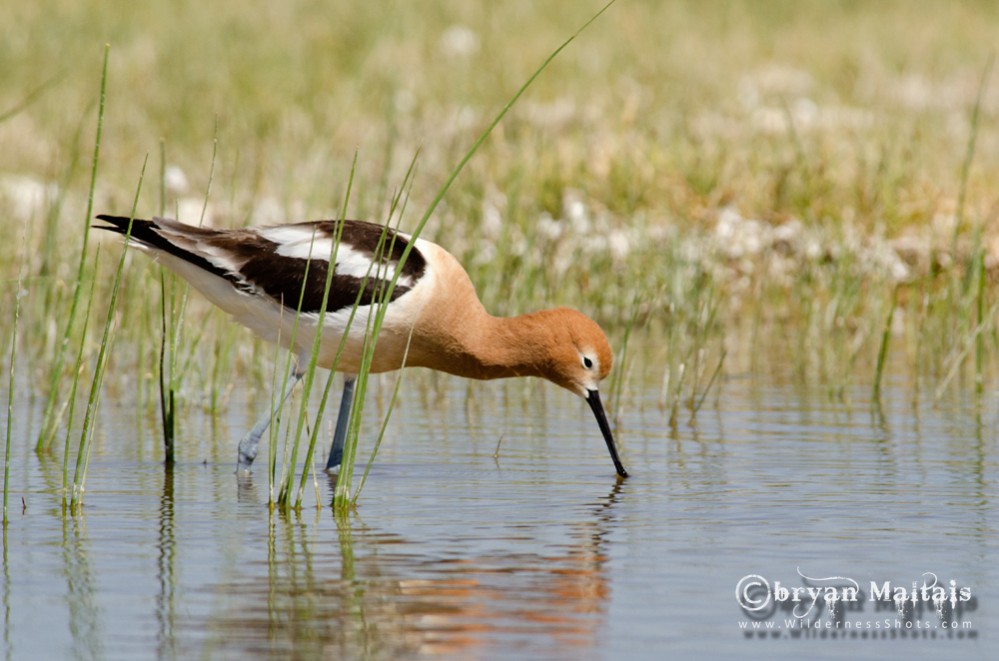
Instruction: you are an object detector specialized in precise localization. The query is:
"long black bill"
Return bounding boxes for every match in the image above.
[586,389,629,478]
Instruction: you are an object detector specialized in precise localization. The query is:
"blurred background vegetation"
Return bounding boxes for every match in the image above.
[2,0,998,417]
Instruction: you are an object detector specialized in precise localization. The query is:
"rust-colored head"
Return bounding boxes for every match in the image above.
[539,308,628,478]
[540,308,614,398]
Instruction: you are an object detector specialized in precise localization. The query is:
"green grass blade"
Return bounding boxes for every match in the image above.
[974,246,986,395]
[3,312,14,526]
[3,279,26,528]
[0,70,64,124]
[872,287,898,403]
[158,272,176,462]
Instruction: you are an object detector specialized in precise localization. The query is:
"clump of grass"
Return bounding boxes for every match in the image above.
[60,258,98,503]
[324,0,624,511]
[35,45,110,455]
[328,193,417,509]
[259,152,416,512]
[962,58,993,399]
[351,330,414,507]
[656,263,726,429]
[924,55,996,401]
[608,296,641,427]
[70,159,147,511]
[155,135,219,464]
[275,157,361,510]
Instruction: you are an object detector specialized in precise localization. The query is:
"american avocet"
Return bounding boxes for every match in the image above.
[95,214,629,478]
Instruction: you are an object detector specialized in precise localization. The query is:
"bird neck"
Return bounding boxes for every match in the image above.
[467,310,558,380]
[401,243,564,382]
[414,305,557,382]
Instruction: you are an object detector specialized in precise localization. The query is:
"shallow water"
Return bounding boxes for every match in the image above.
[2,361,996,659]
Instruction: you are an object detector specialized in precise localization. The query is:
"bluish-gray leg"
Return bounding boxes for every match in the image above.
[236,368,303,473]
[325,376,356,472]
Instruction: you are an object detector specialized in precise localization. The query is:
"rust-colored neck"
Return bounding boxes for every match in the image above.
[412,306,557,382]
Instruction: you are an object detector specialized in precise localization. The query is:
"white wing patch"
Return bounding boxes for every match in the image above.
[332,245,414,288]
[260,226,337,262]
[332,244,377,278]
[259,226,416,288]
[253,222,424,299]
[259,225,320,248]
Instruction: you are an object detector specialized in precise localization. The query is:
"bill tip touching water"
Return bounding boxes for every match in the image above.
[94,214,629,479]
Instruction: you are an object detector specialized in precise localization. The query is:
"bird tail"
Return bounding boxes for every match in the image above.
[93,214,232,281]
[93,214,162,250]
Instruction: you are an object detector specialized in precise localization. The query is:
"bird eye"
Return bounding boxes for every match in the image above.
[582,356,594,370]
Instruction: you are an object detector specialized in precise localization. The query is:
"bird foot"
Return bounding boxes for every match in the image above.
[236,438,257,474]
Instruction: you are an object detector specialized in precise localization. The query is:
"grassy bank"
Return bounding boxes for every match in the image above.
[2,1,997,471]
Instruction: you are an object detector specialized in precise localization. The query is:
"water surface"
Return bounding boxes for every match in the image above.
[2,362,995,659]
